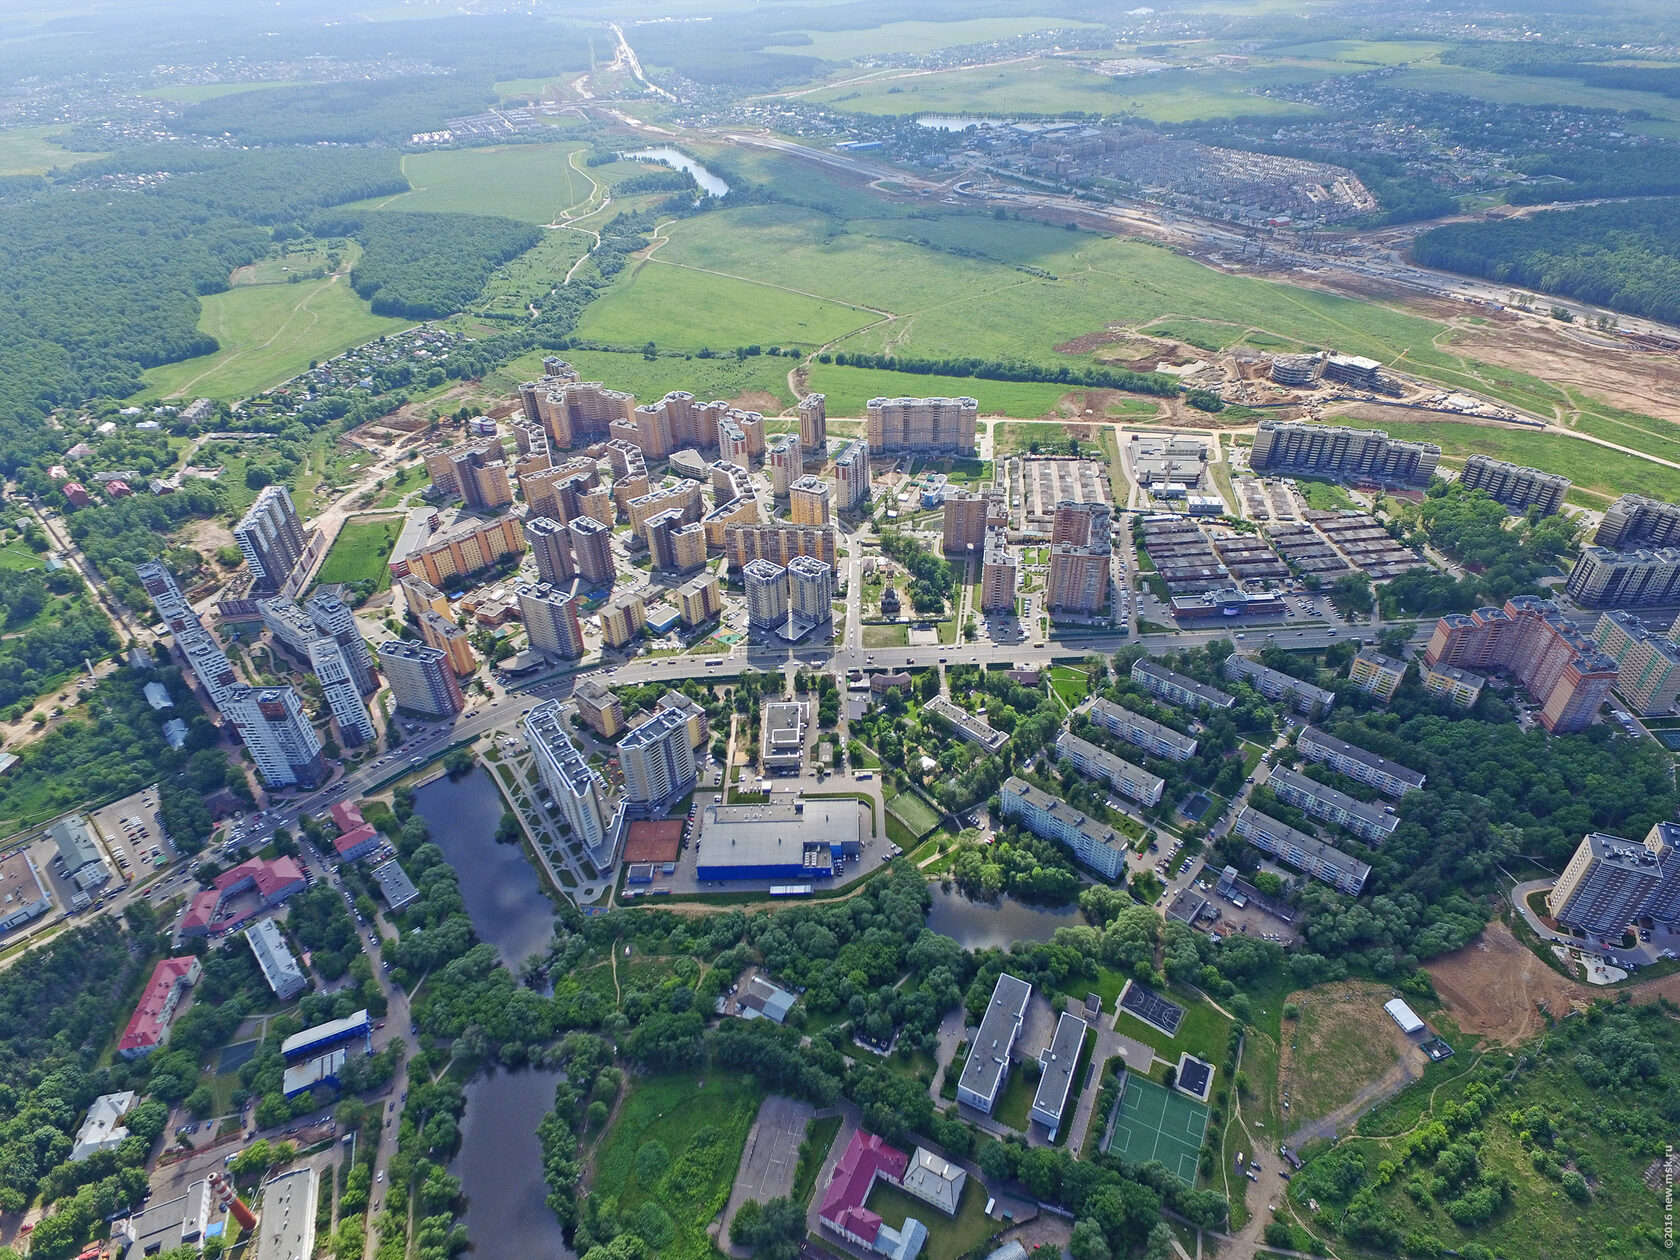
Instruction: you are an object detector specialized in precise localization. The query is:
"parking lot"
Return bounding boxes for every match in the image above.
[91,785,171,883]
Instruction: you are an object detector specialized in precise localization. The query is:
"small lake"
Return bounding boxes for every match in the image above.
[452,1068,573,1258]
[924,884,1076,949]
[617,147,730,197]
[916,114,1010,132]
[414,766,557,968]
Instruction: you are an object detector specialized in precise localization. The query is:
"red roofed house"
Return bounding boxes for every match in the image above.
[62,483,90,508]
[330,802,366,834]
[818,1132,927,1260]
[119,956,202,1058]
[180,856,306,938]
[105,479,133,499]
[334,824,380,863]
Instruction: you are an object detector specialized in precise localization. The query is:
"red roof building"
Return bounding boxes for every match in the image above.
[330,802,366,834]
[118,956,202,1059]
[215,855,306,904]
[63,483,90,508]
[333,824,380,863]
[179,888,221,938]
[819,1131,910,1248]
[105,479,133,498]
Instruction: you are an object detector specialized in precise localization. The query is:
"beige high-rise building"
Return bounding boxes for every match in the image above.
[526,515,576,586]
[423,446,460,496]
[513,452,552,485]
[574,677,626,739]
[768,433,802,497]
[788,555,833,628]
[1593,610,1680,715]
[598,594,647,650]
[378,640,464,718]
[417,607,476,676]
[743,559,789,630]
[675,573,722,626]
[701,495,760,549]
[520,458,598,523]
[531,381,634,450]
[981,526,1017,614]
[798,394,827,457]
[789,475,831,526]
[725,523,837,570]
[718,413,754,468]
[444,439,513,512]
[400,574,452,623]
[647,510,706,575]
[403,515,525,587]
[1046,502,1111,615]
[616,402,675,460]
[710,460,753,502]
[578,486,616,528]
[518,582,586,660]
[942,491,990,554]
[568,516,615,584]
[1594,494,1680,549]
[833,441,871,509]
[866,396,978,456]
[626,483,703,542]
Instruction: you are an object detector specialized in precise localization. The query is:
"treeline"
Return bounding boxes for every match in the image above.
[180,77,498,146]
[1413,199,1680,325]
[340,211,541,319]
[1507,149,1680,203]
[818,350,1179,396]
[1444,43,1680,98]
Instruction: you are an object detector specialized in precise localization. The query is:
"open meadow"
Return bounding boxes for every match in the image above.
[313,515,404,594]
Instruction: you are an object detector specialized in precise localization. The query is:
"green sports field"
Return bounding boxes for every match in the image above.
[1107,1073,1207,1185]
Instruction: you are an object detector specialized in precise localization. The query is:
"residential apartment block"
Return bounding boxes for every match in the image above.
[1459,455,1569,515]
[1223,654,1335,716]
[798,393,827,454]
[1424,596,1617,733]
[518,582,586,660]
[789,474,832,526]
[526,700,620,865]
[618,708,698,817]
[522,378,634,449]
[224,686,324,789]
[724,522,838,570]
[1249,419,1440,486]
[447,440,514,512]
[675,573,722,626]
[1082,697,1198,761]
[377,641,464,718]
[1594,494,1680,549]
[598,593,647,650]
[1565,546,1680,609]
[743,559,790,631]
[1054,731,1165,806]
[1593,610,1680,715]
[1131,658,1235,712]
[980,527,1017,614]
[573,678,626,740]
[526,515,576,586]
[768,433,802,497]
[415,606,476,677]
[1547,824,1680,936]
[923,697,1008,752]
[788,555,834,627]
[833,441,871,509]
[397,514,525,587]
[1296,726,1424,798]
[998,776,1129,880]
[942,491,992,554]
[1232,807,1371,895]
[568,515,615,584]
[234,486,309,594]
[1267,765,1399,844]
[1420,660,1484,709]
[1348,648,1407,702]
[1047,501,1112,615]
[866,396,978,456]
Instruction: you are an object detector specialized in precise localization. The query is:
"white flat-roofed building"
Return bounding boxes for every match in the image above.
[1131,658,1235,712]
[694,798,864,881]
[957,973,1031,1114]
[1054,731,1165,806]
[1223,654,1335,716]
[922,697,1008,753]
[1296,727,1424,798]
[761,700,808,773]
[245,917,306,1001]
[1231,806,1370,894]
[1384,998,1425,1035]
[998,776,1128,880]
[71,1090,136,1161]
[371,860,419,910]
[1030,1011,1086,1137]
[253,1166,317,1260]
[1267,765,1399,843]
[1083,698,1197,761]
[0,849,51,932]
[527,700,621,866]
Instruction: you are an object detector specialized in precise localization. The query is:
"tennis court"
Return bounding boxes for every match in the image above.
[1107,1073,1207,1185]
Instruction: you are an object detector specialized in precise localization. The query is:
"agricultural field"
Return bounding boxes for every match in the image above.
[589,1071,762,1260]
[804,364,1068,419]
[0,125,102,175]
[140,261,411,401]
[140,80,311,103]
[358,143,595,223]
[313,515,404,595]
[765,16,1103,61]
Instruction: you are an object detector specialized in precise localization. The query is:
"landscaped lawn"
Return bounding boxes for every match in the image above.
[313,515,404,594]
[994,1062,1039,1132]
[1114,987,1234,1078]
[589,1070,762,1260]
[867,1174,998,1260]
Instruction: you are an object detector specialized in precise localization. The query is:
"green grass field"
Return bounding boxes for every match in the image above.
[140,269,410,401]
[885,790,942,838]
[141,80,312,103]
[769,16,1102,60]
[805,363,1068,419]
[865,1177,996,1260]
[1114,987,1233,1072]
[0,126,103,175]
[589,1071,762,1260]
[359,143,594,223]
[494,348,796,410]
[313,515,404,593]
[1108,1073,1207,1185]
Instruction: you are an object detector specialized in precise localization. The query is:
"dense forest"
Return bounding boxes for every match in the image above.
[1413,199,1680,324]
[181,78,498,147]
[344,212,543,319]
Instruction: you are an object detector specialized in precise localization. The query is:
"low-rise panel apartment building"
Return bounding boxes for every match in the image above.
[1131,658,1235,712]
[1296,726,1424,799]
[998,776,1129,880]
[1232,807,1371,894]
[1082,697,1198,761]
[1267,766,1399,843]
[1054,731,1165,806]
[1223,654,1335,716]
[1348,648,1407,702]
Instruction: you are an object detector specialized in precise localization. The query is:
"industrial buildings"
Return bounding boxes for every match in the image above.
[1131,658,1236,712]
[693,798,865,881]
[526,700,621,865]
[865,396,978,456]
[1593,611,1680,715]
[1223,654,1336,716]
[956,972,1031,1114]
[0,849,50,933]
[378,640,465,717]
[1459,455,1569,515]
[1296,726,1425,798]
[618,708,698,817]
[1053,731,1166,806]
[1249,420,1439,486]
[1266,766,1400,844]
[50,816,109,898]
[998,776,1130,880]
[1231,807,1371,894]
[234,485,309,594]
[1424,597,1618,733]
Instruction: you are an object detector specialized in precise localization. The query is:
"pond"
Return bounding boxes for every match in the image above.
[617,147,730,197]
[451,1068,573,1258]
[924,883,1076,950]
[413,766,557,968]
[916,114,1011,132]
